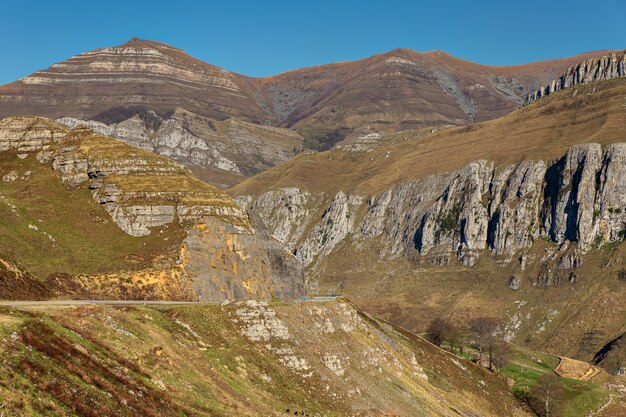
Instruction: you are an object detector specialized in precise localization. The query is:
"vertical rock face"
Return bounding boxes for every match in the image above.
[543,145,603,250]
[295,192,363,267]
[525,50,626,104]
[596,144,626,241]
[38,214,306,302]
[0,116,250,237]
[488,161,546,256]
[243,143,626,270]
[416,161,493,266]
[360,175,454,256]
[183,216,304,302]
[248,187,312,250]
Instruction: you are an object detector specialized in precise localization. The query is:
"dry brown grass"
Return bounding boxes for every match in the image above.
[232,78,626,198]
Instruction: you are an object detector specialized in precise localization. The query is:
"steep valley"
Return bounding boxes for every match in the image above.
[231,52,626,380]
[0,37,625,416]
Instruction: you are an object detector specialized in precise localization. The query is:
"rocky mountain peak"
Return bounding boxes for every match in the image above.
[117,37,180,50]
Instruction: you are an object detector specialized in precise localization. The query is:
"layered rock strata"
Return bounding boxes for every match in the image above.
[58,109,303,182]
[0,116,248,236]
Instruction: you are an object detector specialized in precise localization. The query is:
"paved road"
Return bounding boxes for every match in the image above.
[0,300,211,307]
[0,297,342,307]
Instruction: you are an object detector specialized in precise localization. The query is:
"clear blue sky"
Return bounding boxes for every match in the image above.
[1,0,624,84]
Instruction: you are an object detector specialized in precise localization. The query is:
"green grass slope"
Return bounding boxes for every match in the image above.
[0,301,530,417]
[0,150,185,280]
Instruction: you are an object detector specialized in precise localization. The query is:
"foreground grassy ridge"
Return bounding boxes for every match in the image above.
[0,151,186,279]
[0,302,528,416]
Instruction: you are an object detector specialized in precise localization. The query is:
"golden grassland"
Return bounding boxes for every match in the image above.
[231,78,626,198]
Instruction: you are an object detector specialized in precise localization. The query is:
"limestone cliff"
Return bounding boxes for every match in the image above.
[58,216,305,302]
[0,116,305,302]
[525,50,626,104]
[58,108,304,187]
[295,192,363,267]
[242,143,626,272]
[183,215,304,302]
[0,116,248,236]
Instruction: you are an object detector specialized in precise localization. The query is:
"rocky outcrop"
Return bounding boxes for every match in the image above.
[184,216,305,302]
[593,332,626,376]
[409,144,626,265]
[243,143,626,270]
[416,160,493,266]
[295,192,363,267]
[0,116,67,152]
[525,50,626,104]
[363,143,626,266]
[22,220,304,303]
[0,116,249,236]
[58,110,304,185]
[247,187,313,250]
[35,215,306,302]
[488,161,547,256]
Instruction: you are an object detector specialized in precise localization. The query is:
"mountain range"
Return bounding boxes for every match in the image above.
[1,39,625,416]
[0,38,605,128]
[0,39,609,187]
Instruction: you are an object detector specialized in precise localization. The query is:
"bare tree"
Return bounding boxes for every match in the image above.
[446,325,465,355]
[470,317,500,369]
[426,317,456,348]
[490,337,510,371]
[527,373,565,417]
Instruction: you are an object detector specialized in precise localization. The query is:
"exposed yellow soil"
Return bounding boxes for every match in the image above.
[555,356,603,381]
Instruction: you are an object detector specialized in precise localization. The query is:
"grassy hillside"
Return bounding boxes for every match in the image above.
[311,237,626,365]
[500,344,625,417]
[0,150,185,279]
[0,301,530,416]
[232,77,626,198]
